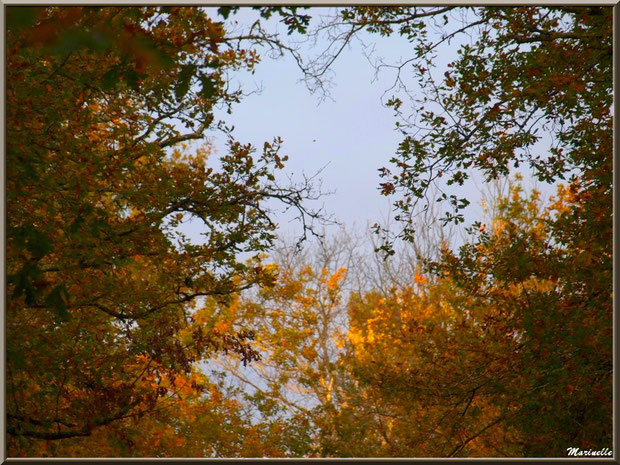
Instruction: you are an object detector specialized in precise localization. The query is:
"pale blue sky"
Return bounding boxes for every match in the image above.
[209,8,407,237]
[187,7,556,247]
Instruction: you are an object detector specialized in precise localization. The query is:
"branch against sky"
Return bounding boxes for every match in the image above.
[6,6,330,444]
[265,7,611,254]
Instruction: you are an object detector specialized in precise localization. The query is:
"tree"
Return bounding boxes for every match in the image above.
[212,234,357,457]
[435,178,611,455]
[6,6,324,451]
[345,283,518,457]
[213,228,450,457]
[301,6,611,243]
[178,174,611,458]
[289,7,612,456]
[343,178,611,457]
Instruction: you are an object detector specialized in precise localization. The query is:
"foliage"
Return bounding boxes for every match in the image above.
[345,180,611,456]
[222,174,612,457]
[215,256,351,456]
[347,7,612,246]
[6,6,322,452]
[5,6,611,459]
[276,8,612,454]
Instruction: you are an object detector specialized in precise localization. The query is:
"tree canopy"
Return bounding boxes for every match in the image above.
[5,5,612,458]
[7,5,322,446]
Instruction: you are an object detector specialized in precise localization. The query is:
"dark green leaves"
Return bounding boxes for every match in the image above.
[45,284,71,321]
[199,74,217,99]
[101,65,121,90]
[8,263,41,306]
[51,28,112,54]
[124,68,140,91]
[217,6,240,20]
[175,65,196,100]
[10,225,52,260]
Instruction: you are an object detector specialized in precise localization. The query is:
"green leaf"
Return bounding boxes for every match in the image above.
[124,68,140,90]
[175,64,196,100]
[101,65,121,91]
[9,263,42,305]
[52,29,112,54]
[217,6,238,20]
[45,284,71,321]
[199,74,217,99]
[7,225,51,259]
[206,58,221,69]
[7,345,26,369]
[26,227,52,259]
[68,213,86,235]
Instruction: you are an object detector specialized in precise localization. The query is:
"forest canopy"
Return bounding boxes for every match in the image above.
[5,5,613,458]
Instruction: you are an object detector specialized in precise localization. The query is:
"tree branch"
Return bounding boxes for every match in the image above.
[448,416,504,457]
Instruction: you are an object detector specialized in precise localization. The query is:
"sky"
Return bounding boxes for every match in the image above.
[184,7,557,250]
[201,8,429,240]
[196,5,565,397]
